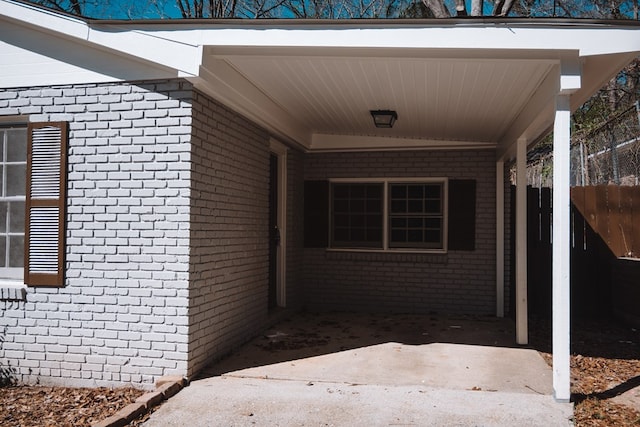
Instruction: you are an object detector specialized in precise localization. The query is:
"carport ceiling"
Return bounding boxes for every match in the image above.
[211,51,553,143]
[204,47,559,152]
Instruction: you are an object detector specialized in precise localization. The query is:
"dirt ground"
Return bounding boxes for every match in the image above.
[529,316,640,426]
[0,312,638,426]
[0,385,144,426]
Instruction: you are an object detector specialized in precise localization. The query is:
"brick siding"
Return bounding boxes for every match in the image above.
[0,80,193,388]
[304,150,497,315]
[187,90,271,376]
[0,79,304,388]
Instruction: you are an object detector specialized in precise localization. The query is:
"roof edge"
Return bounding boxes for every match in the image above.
[91,17,640,28]
[7,0,640,28]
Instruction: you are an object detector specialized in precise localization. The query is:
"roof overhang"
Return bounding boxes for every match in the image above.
[2,0,640,158]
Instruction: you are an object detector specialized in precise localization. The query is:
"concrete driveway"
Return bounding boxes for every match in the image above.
[142,312,574,426]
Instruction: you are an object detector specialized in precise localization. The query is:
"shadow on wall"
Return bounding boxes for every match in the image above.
[0,326,17,386]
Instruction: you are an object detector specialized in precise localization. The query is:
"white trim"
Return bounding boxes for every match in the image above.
[328,177,448,253]
[496,160,505,318]
[552,94,572,403]
[515,137,528,345]
[270,139,288,308]
[326,248,447,255]
[382,181,389,250]
[311,134,496,152]
[0,125,26,282]
[329,177,446,183]
[0,268,23,281]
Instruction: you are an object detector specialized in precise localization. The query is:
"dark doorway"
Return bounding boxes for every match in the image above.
[268,153,279,309]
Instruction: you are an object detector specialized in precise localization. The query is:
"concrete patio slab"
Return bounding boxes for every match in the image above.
[142,312,574,426]
[221,342,553,394]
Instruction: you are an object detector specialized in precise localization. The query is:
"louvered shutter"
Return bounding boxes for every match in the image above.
[303,180,329,248]
[448,179,476,251]
[24,122,67,287]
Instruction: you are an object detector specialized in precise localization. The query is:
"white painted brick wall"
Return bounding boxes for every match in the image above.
[187,90,271,377]
[304,150,497,315]
[0,80,192,389]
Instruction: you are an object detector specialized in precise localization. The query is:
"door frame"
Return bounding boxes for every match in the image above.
[270,139,288,307]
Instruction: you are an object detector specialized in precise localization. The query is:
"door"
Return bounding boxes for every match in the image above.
[268,141,288,309]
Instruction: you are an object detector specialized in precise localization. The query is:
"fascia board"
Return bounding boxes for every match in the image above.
[0,0,202,76]
[311,134,496,152]
[0,0,88,39]
[0,18,178,88]
[193,25,640,56]
[86,25,202,77]
[73,20,640,56]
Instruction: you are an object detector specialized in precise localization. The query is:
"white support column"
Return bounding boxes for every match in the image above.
[496,160,505,318]
[515,138,528,345]
[552,94,572,402]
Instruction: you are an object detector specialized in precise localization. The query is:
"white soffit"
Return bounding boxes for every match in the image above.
[207,50,557,151]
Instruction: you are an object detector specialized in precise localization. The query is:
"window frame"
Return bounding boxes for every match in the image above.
[328,177,448,253]
[0,124,27,281]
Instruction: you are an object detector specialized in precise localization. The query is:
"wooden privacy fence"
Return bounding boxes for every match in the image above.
[571,185,640,258]
[511,186,623,318]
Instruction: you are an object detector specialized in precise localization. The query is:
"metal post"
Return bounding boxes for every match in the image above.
[610,124,620,184]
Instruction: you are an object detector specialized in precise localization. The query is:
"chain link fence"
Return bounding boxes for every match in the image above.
[572,103,640,186]
[526,103,640,187]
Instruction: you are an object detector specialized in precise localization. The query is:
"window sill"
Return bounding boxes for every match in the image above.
[0,281,27,301]
[325,248,448,264]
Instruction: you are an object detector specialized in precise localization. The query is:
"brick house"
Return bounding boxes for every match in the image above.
[1,0,640,399]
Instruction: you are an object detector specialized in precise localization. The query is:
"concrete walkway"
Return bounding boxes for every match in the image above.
[142,312,573,426]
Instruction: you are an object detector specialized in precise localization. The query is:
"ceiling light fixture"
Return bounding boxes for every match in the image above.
[370,110,398,128]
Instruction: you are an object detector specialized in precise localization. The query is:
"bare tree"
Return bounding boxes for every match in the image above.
[36,0,83,15]
[419,0,514,17]
[471,0,482,15]
[24,0,640,21]
[421,0,449,17]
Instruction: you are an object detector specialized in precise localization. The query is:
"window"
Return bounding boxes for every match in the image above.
[329,179,446,251]
[0,121,67,287]
[0,126,27,280]
[331,183,383,248]
[389,183,443,249]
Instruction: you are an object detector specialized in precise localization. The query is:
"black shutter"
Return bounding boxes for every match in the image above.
[448,179,476,251]
[24,122,68,287]
[304,180,329,248]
